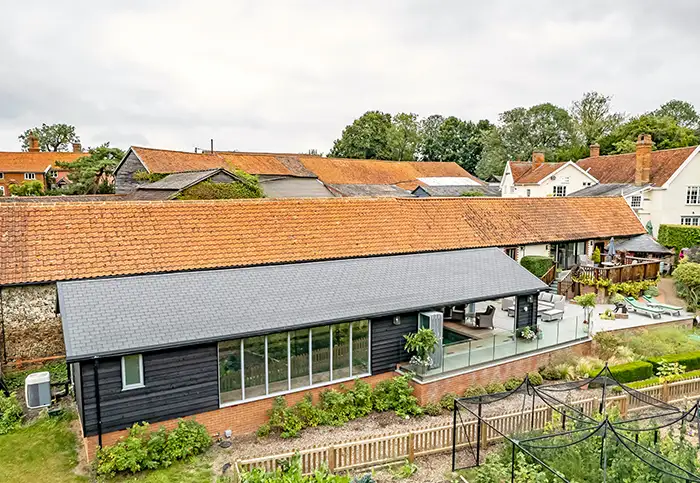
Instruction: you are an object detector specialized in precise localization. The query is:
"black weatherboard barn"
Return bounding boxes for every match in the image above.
[58,248,546,444]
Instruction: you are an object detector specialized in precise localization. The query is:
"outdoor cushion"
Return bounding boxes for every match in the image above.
[541,309,564,322]
[539,292,554,303]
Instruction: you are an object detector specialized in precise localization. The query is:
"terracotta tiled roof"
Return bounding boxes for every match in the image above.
[508,161,567,184]
[298,156,480,185]
[0,197,644,286]
[0,151,85,173]
[576,146,697,185]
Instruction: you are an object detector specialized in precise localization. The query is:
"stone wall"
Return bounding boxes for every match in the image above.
[0,284,64,361]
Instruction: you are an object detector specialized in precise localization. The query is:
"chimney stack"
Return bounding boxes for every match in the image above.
[635,134,652,186]
[72,142,82,153]
[532,151,545,168]
[589,144,600,157]
[28,132,40,152]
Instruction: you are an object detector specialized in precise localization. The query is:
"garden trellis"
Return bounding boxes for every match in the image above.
[452,365,700,482]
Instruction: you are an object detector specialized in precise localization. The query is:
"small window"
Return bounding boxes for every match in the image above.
[504,247,517,260]
[553,186,567,197]
[526,189,531,197]
[686,186,700,205]
[24,172,36,180]
[582,181,592,187]
[630,195,642,209]
[121,354,144,390]
[0,173,4,179]
[681,216,700,226]
[0,186,4,196]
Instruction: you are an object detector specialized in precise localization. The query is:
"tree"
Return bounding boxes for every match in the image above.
[389,112,420,161]
[55,143,125,194]
[18,123,80,152]
[329,111,395,159]
[653,99,699,130]
[599,115,699,154]
[9,180,44,196]
[570,91,624,145]
[417,116,492,174]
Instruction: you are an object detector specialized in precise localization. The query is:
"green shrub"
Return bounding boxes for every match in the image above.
[3,360,68,391]
[618,326,700,357]
[627,368,700,389]
[164,419,212,461]
[673,263,700,310]
[349,380,374,418]
[422,402,442,416]
[372,374,422,418]
[647,351,700,372]
[520,256,555,278]
[319,389,355,426]
[658,224,700,252]
[268,397,304,438]
[527,372,544,386]
[256,423,271,438]
[439,392,458,410]
[643,286,660,297]
[591,247,601,265]
[0,392,23,435]
[504,377,522,391]
[609,361,654,383]
[463,385,487,398]
[293,394,323,428]
[485,382,505,394]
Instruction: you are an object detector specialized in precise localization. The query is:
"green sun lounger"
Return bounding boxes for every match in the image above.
[641,295,682,316]
[624,297,664,319]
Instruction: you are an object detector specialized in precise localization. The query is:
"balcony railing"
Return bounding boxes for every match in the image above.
[575,260,660,283]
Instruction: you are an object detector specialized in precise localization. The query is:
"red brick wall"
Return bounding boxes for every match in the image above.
[0,172,46,195]
[412,341,591,404]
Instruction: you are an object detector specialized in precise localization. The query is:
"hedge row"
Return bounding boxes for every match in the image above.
[647,351,700,373]
[627,369,700,389]
[608,361,654,383]
[658,224,700,252]
[520,256,555,278]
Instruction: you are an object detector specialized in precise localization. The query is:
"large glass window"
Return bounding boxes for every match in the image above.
[686,186,700,205]
[332,323,351,380]
[352,320,369,375]
[243,335,266,398]
[290,329,310,389]
[219,340,243,403]
[311,326,331,384]
[267,332,289,394]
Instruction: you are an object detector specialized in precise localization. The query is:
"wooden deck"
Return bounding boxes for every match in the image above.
[443,321,511,340]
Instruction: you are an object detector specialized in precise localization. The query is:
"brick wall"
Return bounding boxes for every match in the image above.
[412,341,591,404]
[0,172,47,196]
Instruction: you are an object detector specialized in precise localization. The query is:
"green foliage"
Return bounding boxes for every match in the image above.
[504,377,522,391]
[591,247,601,264]
[242,453,351,483]
[609,361,654,383]
[471,451,548,483]
[55,143,125,194]
[19,123,79,152]
[9,180,44,196]
[439,392,458,410]
[570,91,624,145]
[0,392,24,435]
[659,224,700,252]
[460,190,485,197]
[403,328,438,367]
[653,99,700,130]
[95,419,211,477]
[599,114,699,154]
[372,374,422,418]
[256,423,271,438]
[267,397,303,438]
[608,278,659,298]
[647,350,700,373]
[573,293,597,309]
[485,382,506,394]
[422,402,442,416]
[329,111,404,160]
[673,262,700,309]
[593,332,623,360]
[643,285,660,297]
[176,177,264,200]
[627,368,700,389]
[655,360,686,382]
[527,372,543,386]
[133,170,169,182]
[519,256,555,278]
[318,388,356,426]
[387,460,418,479]
[463,385,487,398]
[617,326,700,358]
[417,116,492,173]
[2,360,68,391]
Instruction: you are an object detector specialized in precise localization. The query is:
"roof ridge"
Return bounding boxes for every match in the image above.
[579,145,698,161]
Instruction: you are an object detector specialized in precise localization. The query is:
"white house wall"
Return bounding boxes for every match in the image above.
[502,164,594,198]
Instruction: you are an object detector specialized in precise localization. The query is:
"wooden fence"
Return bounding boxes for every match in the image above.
[236,376,700,476]
[576,260,660,283]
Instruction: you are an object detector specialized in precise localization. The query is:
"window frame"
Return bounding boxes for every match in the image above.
[630,195,642,209]
[553,186,566,197]
[121,354,145,391]
[686,186,700,205]
[681,216,700,226]
[0,172,4,179]
[0,186,4,196]
[24,172,36,180]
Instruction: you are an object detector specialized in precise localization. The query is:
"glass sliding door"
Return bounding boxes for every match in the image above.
[351,320,369,375]
[267,332,289,394]
[290,329,310,389]
[243,335,266,398]
[332,323,351,380]
[311,326,331,384]
[218,340,242,404]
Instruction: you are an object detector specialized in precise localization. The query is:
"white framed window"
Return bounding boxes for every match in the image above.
[0,186,4,196]
[504,247,517,260]
[582,181,592,187]
[681,216,700,226]
[630,195,642,209]
[24,172,36,180]
[686,186,700,205]
[121,354,144,390]
[0,173,4,179]
[553,186,567,197]
[526,189,531,197]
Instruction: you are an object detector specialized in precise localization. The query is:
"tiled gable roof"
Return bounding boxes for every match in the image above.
[508,161,567,184]
[0,151,86,173]
[576,146,697,185]
[0,197,644,286]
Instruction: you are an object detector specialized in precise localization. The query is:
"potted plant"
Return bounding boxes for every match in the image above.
[574,293,597,331]
[591,247,601,267]
[516,325,541,341]
[404,328,439,374]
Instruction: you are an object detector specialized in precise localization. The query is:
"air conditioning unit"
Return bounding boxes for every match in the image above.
[25,372,51,409]
[418,311,444,369]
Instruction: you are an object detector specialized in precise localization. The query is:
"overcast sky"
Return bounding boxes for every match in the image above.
[0,1,698,154]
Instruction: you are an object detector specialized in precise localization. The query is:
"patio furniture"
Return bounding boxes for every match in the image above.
[501,297,515,312]
[624,297,664,319]
[541,309,564,322]
[475,305,495,329]
[507,307,515,318]
[448,305,465,322]
[642,296,682,316]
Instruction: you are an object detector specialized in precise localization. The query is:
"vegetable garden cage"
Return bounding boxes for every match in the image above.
[452,366,700,482]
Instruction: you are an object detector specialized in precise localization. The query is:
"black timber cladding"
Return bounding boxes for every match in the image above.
[80,344,219,436]
[515,295,537,330]
[371,313,417,374]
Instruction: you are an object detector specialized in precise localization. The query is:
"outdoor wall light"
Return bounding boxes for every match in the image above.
[393,315,401,325]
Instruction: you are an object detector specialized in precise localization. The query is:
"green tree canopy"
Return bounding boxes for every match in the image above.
[652,99,699,130]
[329,111,395,159]
[389,112,420,161]
[18,123,80,152]
[9,180,44,196]
[418,116,491,173]
[599,114,699,154]
[55,143,125,194]
[570,91,624,145]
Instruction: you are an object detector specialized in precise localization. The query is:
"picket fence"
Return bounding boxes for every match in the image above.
[235,376,700,476]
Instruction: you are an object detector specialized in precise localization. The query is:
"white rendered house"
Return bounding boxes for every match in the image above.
[500,152,598,198]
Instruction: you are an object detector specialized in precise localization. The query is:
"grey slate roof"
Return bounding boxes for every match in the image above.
[140,169,238,190]
[568,183,646,197]
[58,248,546,361]
[327,184,413,197]
[615,234,673,254]
[412,185,501,197]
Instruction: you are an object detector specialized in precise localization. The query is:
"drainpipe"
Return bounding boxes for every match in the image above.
[93,358,102,447]
[0,288,6,364]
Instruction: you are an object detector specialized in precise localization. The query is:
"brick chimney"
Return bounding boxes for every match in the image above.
[532,151,545,168]
[635,134,652,186]
[28,132,40,152]
[589,144,600,157]
[72,142,82,153]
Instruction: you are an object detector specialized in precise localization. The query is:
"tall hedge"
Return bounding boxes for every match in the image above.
[609,361,654,383]
[647,351,700,373]
[658,224,700,251]
[520,256,555,278]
